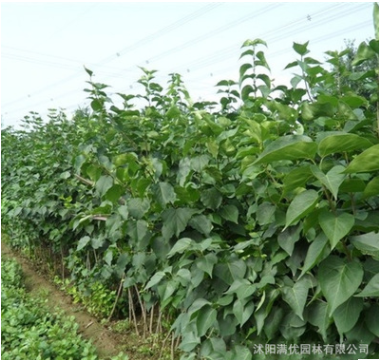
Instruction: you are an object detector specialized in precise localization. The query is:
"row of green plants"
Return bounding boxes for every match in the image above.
[1,258,128,360]
[2,4,379,359]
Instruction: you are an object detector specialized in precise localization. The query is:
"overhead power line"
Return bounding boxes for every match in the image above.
[2,2,223,110]
[146,3,283,63]
[98,2,224,65]
[2,3,373,122]
[175,2,368,74]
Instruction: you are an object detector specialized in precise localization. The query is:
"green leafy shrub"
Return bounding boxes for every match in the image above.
[1,259,98,360]
[2,4,379,359]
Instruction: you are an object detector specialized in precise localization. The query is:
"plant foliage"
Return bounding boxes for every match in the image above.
[2,5,379,359]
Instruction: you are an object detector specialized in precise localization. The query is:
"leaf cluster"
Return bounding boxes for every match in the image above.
[2,4,379,359]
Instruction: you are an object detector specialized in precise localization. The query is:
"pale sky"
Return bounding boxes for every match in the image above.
[1,2,375,128]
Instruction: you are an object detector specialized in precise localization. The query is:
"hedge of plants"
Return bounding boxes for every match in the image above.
[1,258,129,360]
[2,4,379,359]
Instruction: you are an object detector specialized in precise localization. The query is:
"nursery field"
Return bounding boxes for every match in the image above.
[2,4,379,360]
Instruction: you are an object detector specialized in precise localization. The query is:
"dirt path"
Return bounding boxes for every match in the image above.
[1,242,122,359]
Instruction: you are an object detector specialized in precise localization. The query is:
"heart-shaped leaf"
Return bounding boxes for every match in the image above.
[319,256,363,315]
[319,211,355,249]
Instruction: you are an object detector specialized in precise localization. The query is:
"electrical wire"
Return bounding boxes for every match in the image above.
[2,2,223,110]
[1,3,373,122]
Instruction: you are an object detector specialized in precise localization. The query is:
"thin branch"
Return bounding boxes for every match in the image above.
[155,309,163,334]
[128,288,140,336]
[134,284,147,338]
[92,216,108,221]
[74,174,94,187]
[171,333,175,360]
[108,276,125,322]
[149,304,155,334]
[159,330,172,360]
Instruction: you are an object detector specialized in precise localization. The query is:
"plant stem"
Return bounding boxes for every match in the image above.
[155,309,163,334]
[128,288,139,336]
[149,304,155,334]
[74,174,94,187]
[342,240,352,261]
[171,333,175,360]
[107,276,124,322]
[134,284,147,338]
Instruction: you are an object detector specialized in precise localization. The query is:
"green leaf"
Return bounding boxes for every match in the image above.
[319,256,364,315]
[263,307,284,341]
[344,144,379,173]
[293,41,309,56]
[236,283,257,300]
[162,208,197,240]
[283,166,313,194]
[308,301,330,341]
[59,171,70,179]
[176,268,191,286]
[375,3,379,40]
[179,332,200,352]
[339,178,366,193]
[310,165,345,200]
[154,182,176,206]
[127,220,150,248]
[239,63,253,79]
[177,157,191,186]
[279,311,306,340]
[255,51,271,71]
[254,289,280,335]
[364,258,379,282]
[282,277,309,320]
[231,345,252,360]
[284,60,299,70]
[103,250,113,266]
[319,211,355,249]
[104,184,124,203]
[196,306,217,337]
[189,215,213,236]
[285,190,319,229]
[241,84,254,101]
[91,99,103,112]
[84,66,93,77]
[189,298,212,316]
[215,258,247,285]
[355,273,379,297]
[167,238,193,258]
[159,280,176,306]
[317,133,372,157]
[77,236,90,251]
[196,253,218,278]
[219,205,239,224]
[345,315,376,344]
[91,236,104,249]
[233,300,255,327]
[333,297,363,335]
[191,155,210,172]
[300,233,330,278]
[118,205,129,220]
[363,177,379,199]
[242,38,267,48]
[116,253,129,277]
[365,304,379,336]
[254,135,317,165]
[201,188,222,210]
[350,232,379,259]
[127,198,150,219]
[352,41,376,66]
[256,202,276,226]
[278,224,301,256]
[95,175,113,197]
